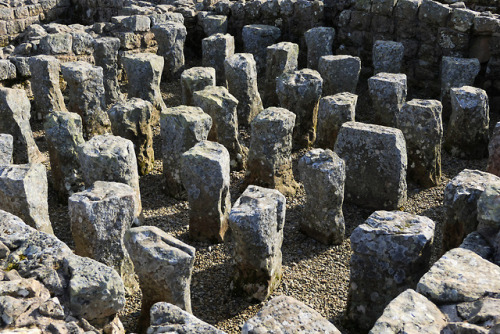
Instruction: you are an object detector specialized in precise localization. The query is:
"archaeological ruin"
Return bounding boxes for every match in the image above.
[0,0,500,332]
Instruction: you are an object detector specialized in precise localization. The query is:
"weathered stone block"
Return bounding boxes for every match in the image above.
[264,42,298,107]
[316,93,357,149]
[0,134,13,165]
[476,183,500,265]
[318,55,361,96]
[181,67,216,106]
[152,22,187,80]
[368,72,407,127]
[202,33,234,86]
[39,33,72,54]
[242,24,281,73]
[0,60,16,81]
[304,27,335,70]
[200,14,227,36]
[93,37,122,106]
[487,122,500,177]
[372,40,404,74]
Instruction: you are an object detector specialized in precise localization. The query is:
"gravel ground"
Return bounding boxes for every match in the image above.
[29,58,497,334]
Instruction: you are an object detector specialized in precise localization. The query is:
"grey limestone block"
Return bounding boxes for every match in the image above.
[9,57,31,78]
[181,67,216,106]
[0,87,44,164]
[318,55,361,96]
[442,169,500,253]
[418,0,451,26]
[93,37,123,106]
[242,24,281,74]
[202,33,235,86]
[304,26,335,70]
[61,61,112,140]
[299,148,345,245]
[117,15,151,32]
[396,99,443,188]
[0,134,13,165]
[44,111,85,199]
[477,183,500,265]
[316,92,357,149]
[245,107,297,197]
[200,14,228,36]
[29,55,67,118]
[122,52,167,120]
[368,72,407,127]
[444,86,489,159]
[276,69,323,149]
[152,22,187,81]
[161,106,212,199]
[78,134,142,218]
[0,59,16,81]
[71,31,94,55]
[181,141,231,243]
[348,210,435,331]
[0,164,53,234]
[334,121,407,210]
[372,40,405,74]
[459,231,493,260]
[229,185,286,301]
[224,53,263,126]
[69,181,139,294]
[264,42,298,107]
[369,289,446,334]
[487,122,500,177]
[39,33,72,55]
[242,295,341,334]
[193,86,247,170]
[108,98,155,176]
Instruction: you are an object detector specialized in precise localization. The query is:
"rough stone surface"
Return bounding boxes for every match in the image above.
[78,134,142,218]
[487,122,500,177]
[242,24,281,73]
[44,111,85,199]
[276,69,323,149]
[61,61,112,139]
[152,22,187,80]
[161,106,212,198]
[459,231,493,260]
[372,40,405,74]
[93,37,123,106]
[304,27,335,70]
[264,42,298,108]
[316,93,357,149]
[193,86,247,170]
[108,98,155,176]
[334,122,407,210]
[299,149,345,245]
[396,99,443,187]
[477,183,500,265]
[200,14,228,36]
[181,67,216,106]
[444,86,489,159]
[229,185,286,301]
[202,33,234,86]
[242,295,341,334]
[224,53,263,126]
[181,141,230,243]
[0,59,16,81]
[349,210,435,331]
[0,164,53,234]
[0,88,43,164]
[368,72,407,127]
[369,289,447,334]
[318,55,361,96]
[0,133,13,165]
[442,169,500,253]
[125,226,195,330]
[69,181,138,294]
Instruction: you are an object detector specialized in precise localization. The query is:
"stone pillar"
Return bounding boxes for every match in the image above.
[487,122,500,177]
[477,183,500,266]
[348,210,435,331]
[244,107,297,197]
[78,134,142,218]
[299,149,345,245]
[0,134,13,165]
[125,226,195,331]
[44,111,85,199]
[334,122,407,210]
[0,88,44,164]
[180,67,216,106]
[0,163,53,234]
[368,72,407,127]
[304,27,335,70]
[316,92,357,149]
[318,55,361,96]
[152,22,187,80]
[93,37,123,106]
[202,33,235,86]
[61,61,112,139]
[193,86,247,170]
[122,53,167,120]
[28,55,67,119]
[69,181,139,294]
[276,69,323,149]
[372,40,405,74]
[396,99,443,187]
[181,141,230,243]
[264,42,298,108]
[229,185,286,301]
[108,98,155,176]
[161,106,212,199]
[200,14,228,36]
[242,24,281,74]
[224,53,263,126]
[444,86,489,159]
